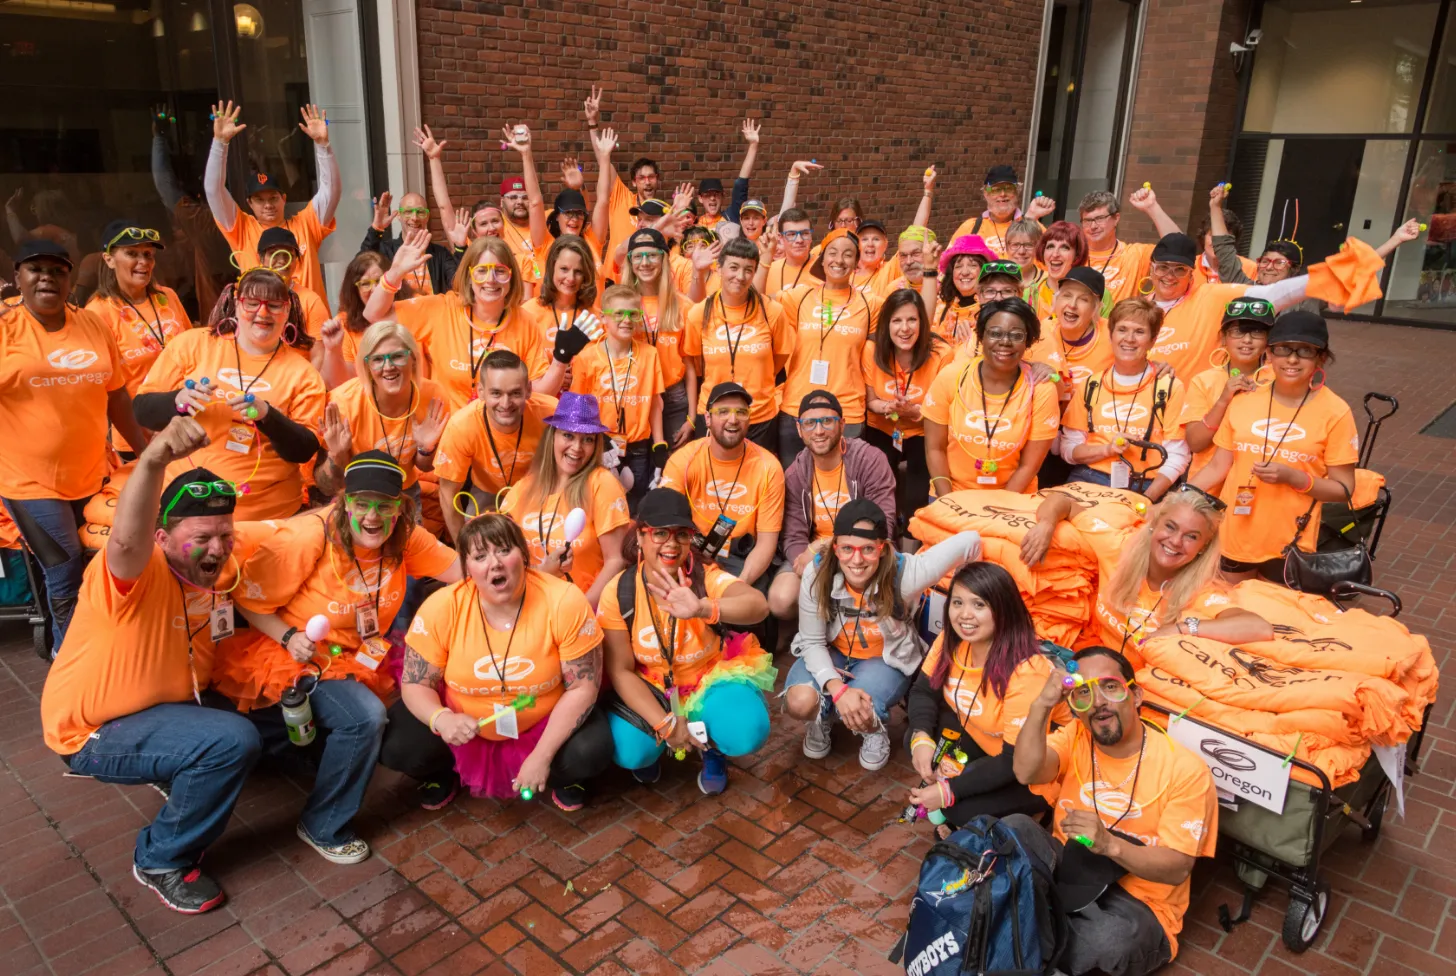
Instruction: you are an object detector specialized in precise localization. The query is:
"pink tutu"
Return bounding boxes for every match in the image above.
[447,719,549,799]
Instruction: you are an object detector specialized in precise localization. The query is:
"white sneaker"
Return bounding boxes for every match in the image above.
[859,729,891,771]
[296,824,370,865]
[802,711,832,759]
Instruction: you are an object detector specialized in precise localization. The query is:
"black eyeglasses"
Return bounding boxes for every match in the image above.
[1170,483,1227,512]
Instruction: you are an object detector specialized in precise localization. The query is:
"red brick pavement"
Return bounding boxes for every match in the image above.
[0,319,1452,976]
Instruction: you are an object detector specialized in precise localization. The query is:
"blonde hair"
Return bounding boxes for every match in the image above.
[1105,490,1226,622]
[600,284,641,308]
[354,321,424,399]
[452,237,523,310]
[514,424,603,515]
[622,251,683,334]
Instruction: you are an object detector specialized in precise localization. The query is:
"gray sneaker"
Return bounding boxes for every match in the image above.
[802,711,832,759]
[858,729,891,771]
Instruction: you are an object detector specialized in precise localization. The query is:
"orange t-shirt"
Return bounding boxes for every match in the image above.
[0,304,126,500]
[499,466,631,596]
[683,293,795,424]
[806,459,851,542]
[931,299,979,348]
[830,585,886,661]
[519,298,602,350]
[84,287,194,398]
[138,329,327,520]
[673,253,720,297]
[855,255,904,299]
[1088,241,1155,307]
[499,219,543,296]
[1195,252,1258,287]
[921,358,1060,491]
[1213,385,1359,563]
[328,376,450,489]
[218,203,335,305]
[434,393,557,497]
[638,293,688,389]
[1150,283,1246,381]
[765,258,821,298]
[597,565,740,691]
[606,172,641,257]
[1177,366,1230,483]
[394,294,549,411]
[861,342,953,440]
[778,285,881,424]
[406,571,601,739]
[570,339,665,444]
[658,439,784,539]
[41,545,239,754]
[950,214,1018,258]
[297,287,331,340]
[1061,368,1187,476]
[1026,321,1114,400]
[1044,720,1218,957]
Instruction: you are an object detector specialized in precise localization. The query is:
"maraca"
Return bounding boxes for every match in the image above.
[1420,223,1429,232]
[305,614,342,656]
[1113,435,1127,448]
[1142,181,1151,190]
[562,507,587,544]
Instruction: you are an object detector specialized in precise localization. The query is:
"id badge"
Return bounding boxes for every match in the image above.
[976,475,997,485]
[355,635,390,672]
[687,720,708,746]
[492,703,520,739]
[225,424,255,454]
[891,429,904,453]
[356,604,380,639]
[209,600,235,641]
[1234,485,1256,516]
[1110,460,1131,490]
[809,359,831,385]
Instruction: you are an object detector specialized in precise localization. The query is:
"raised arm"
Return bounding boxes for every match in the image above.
[364,228,430,322]
[108,417,210,581]
[912,165,937,229]
[590,127,618,244]
[502,123,548,248]
[1127,185,1181,239]
[899,531,981,596]
[298,105,340,225]
[413,126,457,236]
[204,100,245,232]
[779,160,822,218]
[1013,670,1068,786]
[1376,218,1423,261]
[151,127,184,209]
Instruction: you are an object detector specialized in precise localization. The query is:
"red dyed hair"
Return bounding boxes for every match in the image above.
[1034,220,1089,268]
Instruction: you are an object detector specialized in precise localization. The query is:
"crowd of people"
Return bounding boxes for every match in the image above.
[4,88,1435,976]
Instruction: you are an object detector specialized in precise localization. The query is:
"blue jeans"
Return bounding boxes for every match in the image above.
[2,496,90,650]
[609,680,771,771]
[1067,463,1153,495]
[245,678,386,846]
[67,702,262,871]
[784,649,912,724]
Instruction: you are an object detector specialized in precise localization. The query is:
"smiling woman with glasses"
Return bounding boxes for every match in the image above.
[784,499,982,772]
[315,250,416,390]
[598,488,772,796]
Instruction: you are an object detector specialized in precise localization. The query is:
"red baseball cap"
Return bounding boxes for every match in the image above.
[499,176,525,195]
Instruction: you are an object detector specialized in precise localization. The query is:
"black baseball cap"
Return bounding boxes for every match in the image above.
[984,165,1019,187]
[638,488,697,530]
[1267,309,1329,350]
[343,450,405,497]
[161,467,237,523]
[833,498,888,540]
[706,381,752,408]
[246,172,281,197]
[13,238,73,269]
[799,390,843,417]
[698,178,724,195]
[551,189,587,214]
[629,199,670,218]
[1059,266,1105,300]
[1151,233,1198,268]
[1221,297,1276,330]
[257,226,300,254]
[626,228,669,254]
[857,219,888,237]
[101,220,165,253]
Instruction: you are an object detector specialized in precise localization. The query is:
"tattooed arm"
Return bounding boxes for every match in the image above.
[515,644,603,791]
[398,647,452,729]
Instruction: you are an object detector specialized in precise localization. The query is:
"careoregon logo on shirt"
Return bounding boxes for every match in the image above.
[410,615,428,636]
[1099,400,1149,425]
[171,589,216,631]
[335,562,396,597]
[373,432,417,456]
[518,511,576,543]
[949,685,985,720]
[705,479,750,501]
[581,616,598,636]
[214,368,273,393]
[961,410,1013,436]
[598,368,640,394]
[1070,782,1144,820]
[878,378,925,400]
[1064,364,1095,384]
[1249,418,1307,442]
[636,622,660,650]
[472,655,536,683]
[47,348,100,370]
[1181,819,1206,841]
[816,490,852,510]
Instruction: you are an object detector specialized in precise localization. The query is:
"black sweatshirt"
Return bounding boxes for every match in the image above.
[133,390,320,463]
[906,668,1020,801]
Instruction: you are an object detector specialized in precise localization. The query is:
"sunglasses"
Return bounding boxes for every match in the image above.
[834,541,883,560]
[398,207,431,217]
[162,479,236,526]
[1170,482,1227,513]
[798,416,840,431]
[355,276,381,288]
[1224,298,1274,319]
[105,226,161,251]
[240,297,289,315]
[1065,674,1136,712]
[980,260,1022,279]
[366,350,412,369]
[346,496,404,516]
[709,406,749,419]
[645,527,695,544]
[470,263,512,284]
[1269,343,1322,360]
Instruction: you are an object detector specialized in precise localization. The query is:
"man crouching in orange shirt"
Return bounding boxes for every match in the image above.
[40,417,261,915]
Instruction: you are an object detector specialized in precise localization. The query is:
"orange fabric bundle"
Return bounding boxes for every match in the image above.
[1137,634,1412,746]
[80,523,111,551]
[0,505,21,550]
[1305,236,1384,310]
[81,461,136,529]
[1349,468,1385,510]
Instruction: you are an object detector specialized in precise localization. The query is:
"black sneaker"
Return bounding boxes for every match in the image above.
[417,771,459,811]
[132,863,226,914]
[551,783,587,811]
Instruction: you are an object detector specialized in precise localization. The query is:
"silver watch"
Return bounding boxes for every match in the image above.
[1184,616,1200,637]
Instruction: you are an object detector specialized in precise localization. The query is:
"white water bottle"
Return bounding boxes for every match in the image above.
[280,687,316,746]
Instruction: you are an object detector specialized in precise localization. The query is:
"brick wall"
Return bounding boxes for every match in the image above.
[1119,0,1253,242]
[415,0,1045,243]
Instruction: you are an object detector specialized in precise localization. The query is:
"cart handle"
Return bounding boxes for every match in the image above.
[1363,392,1398,426]
[1125,438,1168,478]
[1329,581,1401,617]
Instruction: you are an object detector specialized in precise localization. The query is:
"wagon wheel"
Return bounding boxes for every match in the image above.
[1282,883,1330,952]
[1361,789,1389,843]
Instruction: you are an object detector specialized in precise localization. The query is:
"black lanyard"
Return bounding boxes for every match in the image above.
[976,361,1021,452]
[814,287,856,356]
[810,462,845,539]
[172,577,215,704]
[1100,366,1150,436]
[716,293,756,379]
[1258,386,1311,466]
[124,293,168,348]
[476,590,525,694]
[536,492,564,556]
[1096,241,1123,276]
[604,344,635,435]
[466,307,508,384]
[701,442,747,518]
[1090,726,1148,833]
[233,337,283,398]
[349,548,386,623]
[641,566,680,690]
[371,383,418,462]
[483,409,525,486]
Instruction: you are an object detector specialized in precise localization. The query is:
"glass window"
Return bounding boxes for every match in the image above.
[1419,6,1456,133]
[1384,141,1456,325]
[1244,0,1438,134]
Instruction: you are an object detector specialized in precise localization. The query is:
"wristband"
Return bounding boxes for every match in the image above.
[705,598,721,626]
[939,780,955,808]
[379,275,401,295]
[652,713,677,742]
[428,707,449,735]
[911,732,936,752]
[280,626,299,648]
[831,684,851,704]
[1300,471,1316,493]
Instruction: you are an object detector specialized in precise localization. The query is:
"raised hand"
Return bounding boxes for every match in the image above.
[923,164,938,194]
[146,415,210,466]
[413,397,448,454]
[392,227,433,278]
[1209,183,1229,208]
[789,160,824,180]
[671,182,695,212]
[298,104,329,146]
[371,191,393,232]
[320,316,345,353]
[1027,194,1056,221]
[412,125,446,160]
[446,208,470,249]
[691,240,723,273]
[560,157,584,191]
[1394,217,1424,244]
[741,118,761,144]
[500,122,532,154]
[320,402,353,462]
[584,85,603,127]
[211,101,246,143]
[1128,186,1157,212]
[590,126,618,160]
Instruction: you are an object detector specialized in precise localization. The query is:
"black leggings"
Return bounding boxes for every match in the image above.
[902,707,1051,828]
[861,426,929,529]
[378,699,615,788]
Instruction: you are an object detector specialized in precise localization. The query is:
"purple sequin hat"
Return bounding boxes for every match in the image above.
[543,391,611,435]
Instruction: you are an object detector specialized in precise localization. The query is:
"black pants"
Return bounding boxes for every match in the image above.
[692,415,778,455]
[378,699,615,789]
[620,440,653,516]
[902,705,1050,828]
[861,426,930,527]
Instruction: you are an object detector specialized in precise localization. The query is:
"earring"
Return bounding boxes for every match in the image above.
[1309,367,1326,391]
[1137,276,1154,296]
[283,322,299,345]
